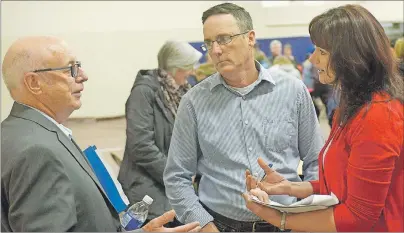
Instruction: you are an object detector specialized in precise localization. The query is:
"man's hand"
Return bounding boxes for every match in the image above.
[200,222,219,232]
[142,210,201,232]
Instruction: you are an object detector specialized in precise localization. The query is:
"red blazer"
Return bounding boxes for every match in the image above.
[310,93,403,232]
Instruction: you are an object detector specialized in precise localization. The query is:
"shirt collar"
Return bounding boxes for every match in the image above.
[17,102,73,140]
[209,60,276,91]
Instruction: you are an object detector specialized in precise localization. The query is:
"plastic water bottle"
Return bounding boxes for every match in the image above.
[120,195,153,231]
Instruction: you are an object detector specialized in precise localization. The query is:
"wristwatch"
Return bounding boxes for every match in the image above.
[280,211,287,231]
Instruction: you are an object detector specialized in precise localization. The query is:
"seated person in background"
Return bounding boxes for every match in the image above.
[164,3,323,232]
[1,36,201,232]
[243,4,403,232]
[118,40,202,227]
[283,43,297,68]
[195,53,216,83]
[254,42,270,68]
[270,55,301,80]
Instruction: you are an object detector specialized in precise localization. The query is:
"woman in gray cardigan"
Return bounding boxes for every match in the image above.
[118,41,202,227]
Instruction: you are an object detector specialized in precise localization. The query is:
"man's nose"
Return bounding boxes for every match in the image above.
[211,41,223,55]
[76,69,88,83]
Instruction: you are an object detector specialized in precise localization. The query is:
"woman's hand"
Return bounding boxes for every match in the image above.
[256,157,292,196]
[241,192,282,227]
[249,188,270,204]
[246,158,314,199]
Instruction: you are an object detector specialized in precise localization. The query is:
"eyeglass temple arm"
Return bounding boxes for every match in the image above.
[33,66,73,73]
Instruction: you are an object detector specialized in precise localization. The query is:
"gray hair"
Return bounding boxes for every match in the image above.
[2,50,39,90]
[270,40,282,49]
[157,40,202,75]
[202,3,254,32]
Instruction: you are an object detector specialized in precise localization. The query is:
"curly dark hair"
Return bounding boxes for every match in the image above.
[309,4,404,124]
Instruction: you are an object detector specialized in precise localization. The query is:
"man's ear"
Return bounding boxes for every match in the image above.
[23,72,43,95]
[248,30,256,47]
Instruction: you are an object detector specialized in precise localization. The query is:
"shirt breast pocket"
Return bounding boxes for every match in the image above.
[263,117,295,152]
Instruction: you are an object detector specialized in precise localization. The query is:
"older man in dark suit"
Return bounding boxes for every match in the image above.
[1,36,201,232]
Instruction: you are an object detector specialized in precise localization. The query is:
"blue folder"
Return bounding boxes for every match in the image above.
[83,145,128,214]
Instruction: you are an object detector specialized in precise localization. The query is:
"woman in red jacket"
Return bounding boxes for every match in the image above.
[243,4,403,232]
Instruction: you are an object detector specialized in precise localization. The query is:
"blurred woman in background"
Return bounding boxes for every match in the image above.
[118,40,202,227]
[243,4,403,232]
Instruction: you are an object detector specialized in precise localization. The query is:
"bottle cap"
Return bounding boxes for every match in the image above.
[143,195,153,205]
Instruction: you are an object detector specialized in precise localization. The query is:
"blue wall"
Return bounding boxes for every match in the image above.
[190,36,315,65]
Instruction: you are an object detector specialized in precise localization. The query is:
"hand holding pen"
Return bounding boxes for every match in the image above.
[255,157,292,196]
[259,163,273,183]
[245,160,274,191]
[251,163,272,189]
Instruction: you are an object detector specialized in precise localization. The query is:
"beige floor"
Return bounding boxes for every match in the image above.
[65,117,127,155]
[66,98,331,175]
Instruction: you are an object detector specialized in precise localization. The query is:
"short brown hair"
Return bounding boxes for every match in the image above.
[202,3,253,32]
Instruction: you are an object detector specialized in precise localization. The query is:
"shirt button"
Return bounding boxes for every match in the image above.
[242,96,246,100]
[244,120,249,125]
[248,147,252,151]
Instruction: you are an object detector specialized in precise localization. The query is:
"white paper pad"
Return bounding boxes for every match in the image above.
[250,192,339,213]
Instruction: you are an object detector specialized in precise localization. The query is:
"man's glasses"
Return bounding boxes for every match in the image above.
[201,31,250,52]
[32,61,82,78]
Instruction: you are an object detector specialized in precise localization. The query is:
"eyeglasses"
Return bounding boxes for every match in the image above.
[32,61,82,78]
[201,31,250,52]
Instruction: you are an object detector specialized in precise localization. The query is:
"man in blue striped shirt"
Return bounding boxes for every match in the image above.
[163,3,324,232]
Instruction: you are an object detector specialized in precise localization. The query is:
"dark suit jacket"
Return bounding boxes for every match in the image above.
[1,102,120,232]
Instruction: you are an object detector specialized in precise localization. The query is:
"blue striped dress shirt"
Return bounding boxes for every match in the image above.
[164,62,324,227]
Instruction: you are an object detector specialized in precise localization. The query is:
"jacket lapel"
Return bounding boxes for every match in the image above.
[9,102,110,203]
[57,133,109,199]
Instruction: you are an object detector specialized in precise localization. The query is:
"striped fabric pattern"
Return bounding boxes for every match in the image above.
[164,62,324,227]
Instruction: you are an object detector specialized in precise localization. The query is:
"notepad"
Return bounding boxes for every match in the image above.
[250,192,339,213]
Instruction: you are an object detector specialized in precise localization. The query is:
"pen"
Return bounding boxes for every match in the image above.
[259,163,273,182]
